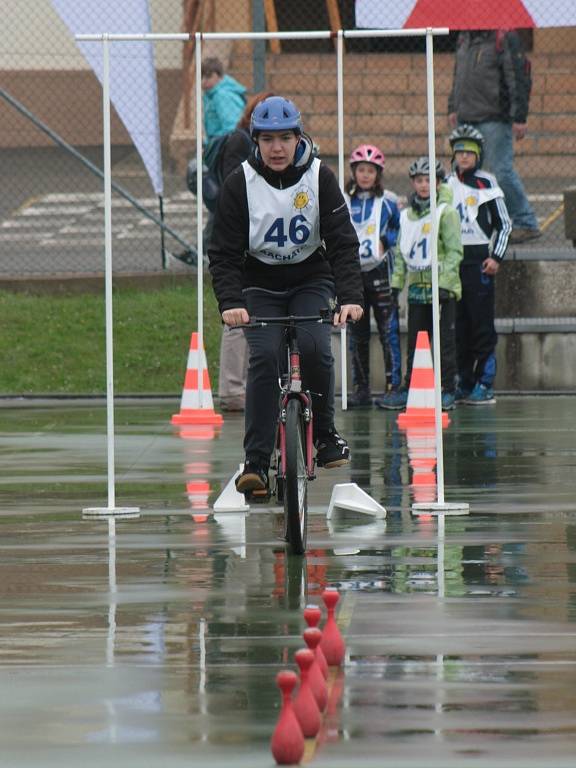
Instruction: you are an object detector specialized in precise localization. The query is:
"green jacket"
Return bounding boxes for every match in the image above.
[391,183,463,302]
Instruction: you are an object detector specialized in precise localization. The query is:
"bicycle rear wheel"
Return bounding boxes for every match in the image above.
[284,398,308,555]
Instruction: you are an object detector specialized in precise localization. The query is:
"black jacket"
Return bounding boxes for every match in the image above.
[448,30,532,124]
[452,169,512,263]
[219,128,253,181]
[208,135,363,314]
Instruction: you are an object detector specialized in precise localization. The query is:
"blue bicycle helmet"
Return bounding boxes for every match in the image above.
[250,96,303,138]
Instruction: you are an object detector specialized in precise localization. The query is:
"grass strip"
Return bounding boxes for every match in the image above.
[0,283,222,395]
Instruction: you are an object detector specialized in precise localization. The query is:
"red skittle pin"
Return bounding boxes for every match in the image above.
[271,670,305,765]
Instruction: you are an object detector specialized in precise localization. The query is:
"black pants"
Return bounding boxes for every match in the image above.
[243,280,336,465]
[456,263,498,389]
[405,300,457,392]
[348,263,402,392]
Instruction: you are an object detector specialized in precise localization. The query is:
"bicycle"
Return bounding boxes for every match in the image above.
[242,309,334,556]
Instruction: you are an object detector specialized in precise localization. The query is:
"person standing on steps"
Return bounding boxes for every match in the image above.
[201,57,246,141]
[447,29,540,245]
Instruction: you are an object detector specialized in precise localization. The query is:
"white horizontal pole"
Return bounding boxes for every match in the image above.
[76,28,449,44]
[76,33,189,41]
[345,27,449,38]
[202,31,332,40]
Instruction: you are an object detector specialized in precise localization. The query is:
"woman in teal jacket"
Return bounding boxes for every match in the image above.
[379,157,463,411]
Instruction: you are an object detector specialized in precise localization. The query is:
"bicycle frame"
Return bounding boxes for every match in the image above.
[242,313,332,482]
[241,311,332,554]
[277,322,316,485]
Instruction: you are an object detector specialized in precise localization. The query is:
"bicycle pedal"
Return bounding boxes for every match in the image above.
[246,488,272,504]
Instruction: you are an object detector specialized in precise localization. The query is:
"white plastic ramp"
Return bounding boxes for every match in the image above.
[327,483,386,519]
[213,465,249,512]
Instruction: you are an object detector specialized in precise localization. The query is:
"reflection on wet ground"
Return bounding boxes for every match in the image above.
[0,397,575,766]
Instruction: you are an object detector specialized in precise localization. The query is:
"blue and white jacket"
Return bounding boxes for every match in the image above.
[344,190,400,274]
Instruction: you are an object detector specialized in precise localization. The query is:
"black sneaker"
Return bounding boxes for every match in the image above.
[348,389,372,409]
[236,460,269,497]
[315,429,350,468]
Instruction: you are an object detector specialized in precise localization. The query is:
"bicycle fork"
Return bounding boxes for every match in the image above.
[278,393,315,480]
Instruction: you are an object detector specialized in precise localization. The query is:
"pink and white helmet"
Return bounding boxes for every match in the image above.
[349,144,386,170]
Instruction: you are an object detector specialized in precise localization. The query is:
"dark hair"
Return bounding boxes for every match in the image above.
[237,91,275,130]
[201,57,223,78]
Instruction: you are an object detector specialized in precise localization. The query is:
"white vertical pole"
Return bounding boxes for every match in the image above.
[336,31,345,191]
[195,32,205,407]
[102,35,117,509]
[82,36,140,518]
[425,29,445,505]
[336,30,348,410]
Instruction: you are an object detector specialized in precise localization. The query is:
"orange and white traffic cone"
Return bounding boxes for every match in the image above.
[397,331,449,428]
[171,332,224,426]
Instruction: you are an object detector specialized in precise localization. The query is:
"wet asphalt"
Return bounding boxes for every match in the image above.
[0,397,575,767]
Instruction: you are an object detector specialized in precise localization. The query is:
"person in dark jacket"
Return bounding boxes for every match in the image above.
[216,91,273,412]
[208,96,364,496]
[447,30,540,244]
[446,124,512,405]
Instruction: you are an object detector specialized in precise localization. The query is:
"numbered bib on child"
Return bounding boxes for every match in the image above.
[243,159,321,265]
[399,204,446,271]
[447,176,503,246]
[344,194,385,272]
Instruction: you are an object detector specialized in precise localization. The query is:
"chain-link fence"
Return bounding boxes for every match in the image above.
[1,0,575,279]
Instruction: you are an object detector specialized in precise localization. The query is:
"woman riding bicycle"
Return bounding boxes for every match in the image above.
[208,95,364,496]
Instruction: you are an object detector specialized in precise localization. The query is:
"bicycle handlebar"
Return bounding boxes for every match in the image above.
[245,314,332,326]
[239,311,356,328]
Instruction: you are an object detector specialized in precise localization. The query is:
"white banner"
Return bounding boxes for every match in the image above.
[52,0,164,195]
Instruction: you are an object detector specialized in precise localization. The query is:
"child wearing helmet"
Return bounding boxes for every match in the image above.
[343,144,402,408]
[446,124,512,405]
[381,156,463,411]
[208,96,364,496]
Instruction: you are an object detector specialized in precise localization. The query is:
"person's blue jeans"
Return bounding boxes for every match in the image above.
[475,120,539,231]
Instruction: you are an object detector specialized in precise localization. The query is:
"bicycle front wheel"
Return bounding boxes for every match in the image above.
[284,398,308,555]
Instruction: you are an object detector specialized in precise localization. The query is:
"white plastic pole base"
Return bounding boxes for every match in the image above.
[213,465,250,512]
[327,483,386,519]
[82,507,140,518]
[411,501,470,516]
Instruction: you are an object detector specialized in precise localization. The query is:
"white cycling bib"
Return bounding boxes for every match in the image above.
[344,194,385,272]
[244,158,321,265]
[399,204,446,271]
[447,176,503,246]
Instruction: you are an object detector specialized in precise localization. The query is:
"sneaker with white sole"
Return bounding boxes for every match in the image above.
[442,392,456,411]
[315,429,350,468]
[455,386,472,404]
[466,383,496,405]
